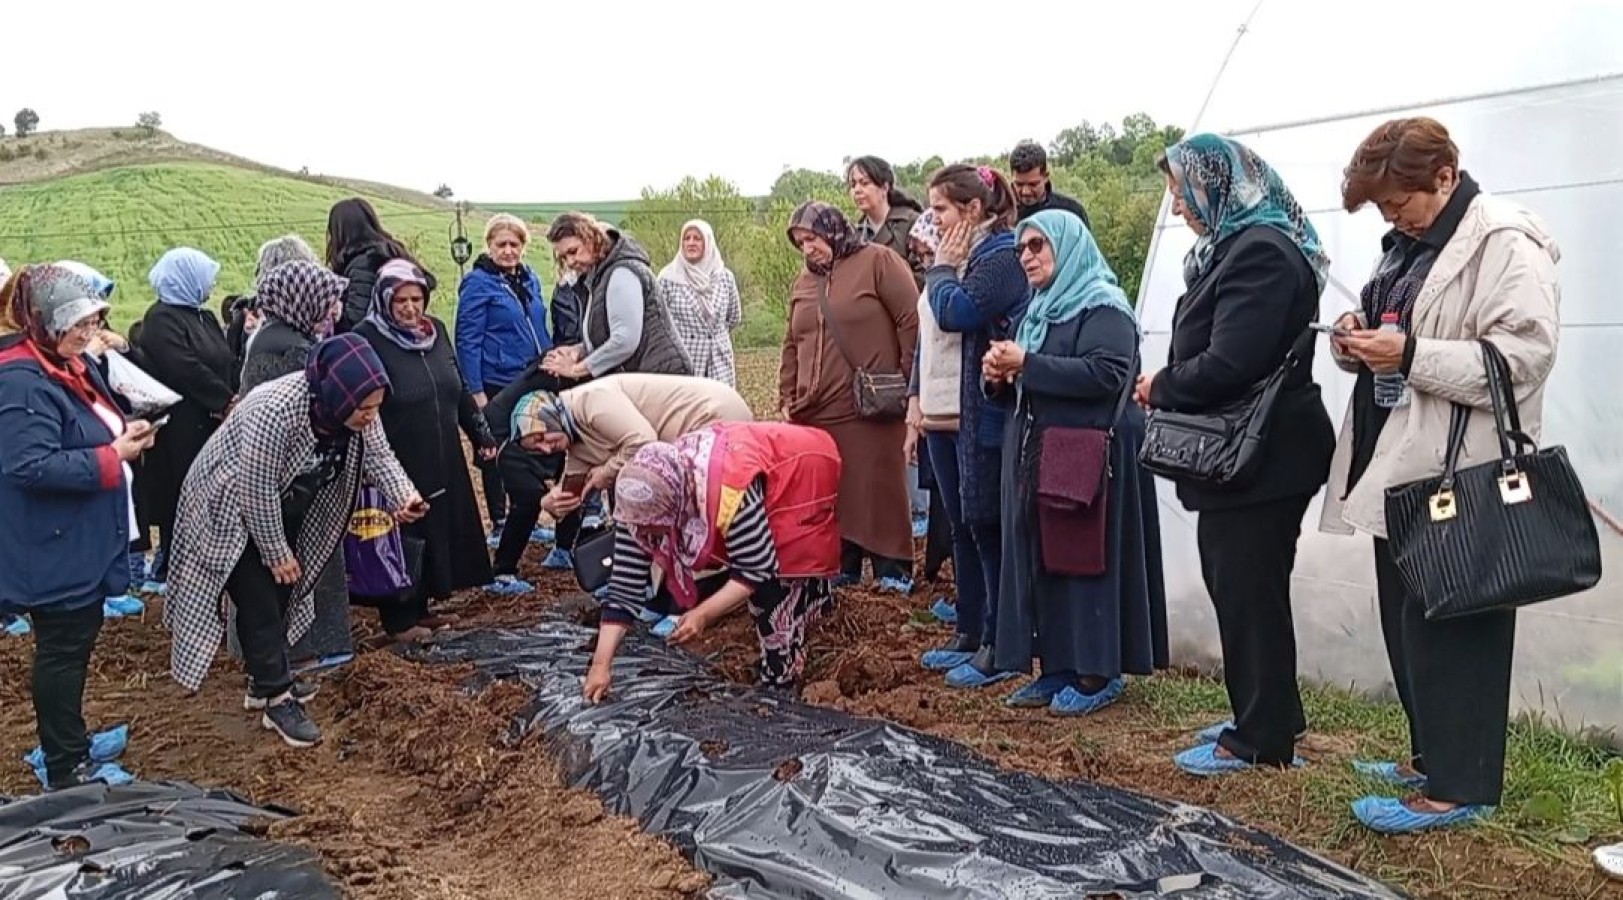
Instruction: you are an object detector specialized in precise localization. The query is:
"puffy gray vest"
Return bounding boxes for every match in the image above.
[583,231,692,376]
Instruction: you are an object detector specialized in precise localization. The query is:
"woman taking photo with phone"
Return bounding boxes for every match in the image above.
[166,334,426,749]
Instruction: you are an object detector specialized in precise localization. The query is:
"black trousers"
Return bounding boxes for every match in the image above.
[227,542,296,700]
[840,541,911,583]
[492,491,588,577]
[922,487,952,582]
[31,602,105,785]
[1196,494,1311,765]
[1373,538,1515,806]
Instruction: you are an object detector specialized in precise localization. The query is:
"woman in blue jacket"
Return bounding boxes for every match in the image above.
[917,165,1030,690]
[0,265,156,789]
[456,214,553,535]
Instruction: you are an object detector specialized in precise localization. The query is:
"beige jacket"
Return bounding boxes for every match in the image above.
[1321,193,1561,538]
[561,373,754,479]
[915,289,962,431]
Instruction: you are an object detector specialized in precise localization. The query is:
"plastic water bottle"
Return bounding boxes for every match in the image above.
[1373,312,1410,409]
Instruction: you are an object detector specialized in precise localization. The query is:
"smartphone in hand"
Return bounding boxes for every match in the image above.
[561,471,590,496]
[1309,322,1351,338]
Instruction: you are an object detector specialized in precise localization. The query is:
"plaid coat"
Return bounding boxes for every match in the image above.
[165,373,415,691]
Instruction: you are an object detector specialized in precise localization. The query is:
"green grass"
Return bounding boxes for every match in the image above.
[1131,674,1623,849]
[0,162,540,332]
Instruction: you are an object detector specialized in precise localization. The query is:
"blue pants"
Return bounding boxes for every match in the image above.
[925,431,1001,643]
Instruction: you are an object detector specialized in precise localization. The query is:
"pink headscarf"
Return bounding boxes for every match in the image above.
[614,431,721,608]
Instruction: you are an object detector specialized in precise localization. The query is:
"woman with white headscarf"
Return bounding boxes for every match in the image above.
[134,248,235,591]
[656,219,742,386]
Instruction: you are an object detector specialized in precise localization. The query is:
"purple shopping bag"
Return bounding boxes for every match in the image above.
[344,486,411,597]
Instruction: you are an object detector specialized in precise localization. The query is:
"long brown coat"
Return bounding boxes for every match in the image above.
[778,244,919,561]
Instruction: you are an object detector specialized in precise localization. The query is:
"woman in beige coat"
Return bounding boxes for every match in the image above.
[1327,117,1560,835]
[512,373,754,520]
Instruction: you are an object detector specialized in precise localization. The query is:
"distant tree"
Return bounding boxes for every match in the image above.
[33,147,47,161]
[433,184,454,199]
[0,123,6,138]
[299,165,310,176]
[136,111,162,136]
[14,109,39,139]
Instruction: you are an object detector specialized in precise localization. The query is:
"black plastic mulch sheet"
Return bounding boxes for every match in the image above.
[0,781,339,899]
[424,616,1407,900]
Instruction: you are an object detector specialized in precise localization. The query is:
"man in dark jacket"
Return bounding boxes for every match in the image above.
[1009,141,1091,226]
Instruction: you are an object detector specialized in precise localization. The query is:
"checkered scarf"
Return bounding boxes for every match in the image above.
[259,260,348,339]
[305,333,391,437]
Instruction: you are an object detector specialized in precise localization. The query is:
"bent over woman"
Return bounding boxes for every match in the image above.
[585,422,841,703]
[167,334,425,748]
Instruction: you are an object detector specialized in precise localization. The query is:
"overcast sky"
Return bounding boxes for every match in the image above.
[4,0,1618,202]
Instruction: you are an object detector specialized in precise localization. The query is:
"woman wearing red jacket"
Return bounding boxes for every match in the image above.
[584,421,842,702]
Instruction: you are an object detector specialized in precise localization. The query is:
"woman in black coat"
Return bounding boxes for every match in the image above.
[136,249,235,587]
[1136,134,1335,776]
[354,260,497,639]
[326,198,435,334]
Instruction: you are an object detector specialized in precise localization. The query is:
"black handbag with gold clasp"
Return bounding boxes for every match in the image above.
[1383,339,1600,620]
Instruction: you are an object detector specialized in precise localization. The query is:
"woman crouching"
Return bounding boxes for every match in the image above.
[166,334,427,748]
[584,422,842,702]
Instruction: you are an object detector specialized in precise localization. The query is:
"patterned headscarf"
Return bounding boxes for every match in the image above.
[148,248,221,309]
[1163,134,1330,291]
[1015,211,1138,353]
[304,333,391,437]
[9,264,109,349]
[908,209,942,254]
[615,430,722,609]
[259,260,349,339]
[510,389,578,444]
[54,261,116,299]
[658,219,726,297]
[786,201,865,276]
[366,259,437,352]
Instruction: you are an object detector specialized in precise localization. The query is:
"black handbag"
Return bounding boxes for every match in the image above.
[1383,339,1601,620]
[816,277,908,421]
[1137,328,1314,487]
[571,525,618,594]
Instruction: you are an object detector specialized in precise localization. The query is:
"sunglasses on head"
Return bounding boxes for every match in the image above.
[1017,236,1049,257]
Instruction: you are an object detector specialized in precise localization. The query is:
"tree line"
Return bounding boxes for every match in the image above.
[619,114,1183,348]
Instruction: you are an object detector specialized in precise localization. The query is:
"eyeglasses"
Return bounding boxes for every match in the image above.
[1017,237,1049,257]
[67,318,106,335]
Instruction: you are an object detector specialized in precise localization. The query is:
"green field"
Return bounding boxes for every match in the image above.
[0,162,560,331]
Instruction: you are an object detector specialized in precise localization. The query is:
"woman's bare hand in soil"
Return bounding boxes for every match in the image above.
[583,661,613,704]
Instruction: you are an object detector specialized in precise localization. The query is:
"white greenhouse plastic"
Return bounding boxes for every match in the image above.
[1136,0,1623,733]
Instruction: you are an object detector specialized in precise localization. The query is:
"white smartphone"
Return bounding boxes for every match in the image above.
[1309,322,1351,338]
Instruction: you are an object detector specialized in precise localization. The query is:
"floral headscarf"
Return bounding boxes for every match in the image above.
[6,265,109,406]
[786,201,865,276]
[258,260,349,339]
[908,209,942,255]
[1163,133,1330,291]
[366,259,437,352]
[614,430,722,609]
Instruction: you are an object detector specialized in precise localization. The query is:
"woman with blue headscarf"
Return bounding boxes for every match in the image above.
[981,210,1168,717]
[1137,134,1336,776]
[135,248,235,590]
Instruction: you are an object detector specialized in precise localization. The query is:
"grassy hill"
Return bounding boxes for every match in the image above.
[475,200,632,226]
[0,161,504,331]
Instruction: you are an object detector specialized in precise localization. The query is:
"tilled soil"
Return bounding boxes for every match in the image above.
[6,535,1620,899]
[0,549,708,900]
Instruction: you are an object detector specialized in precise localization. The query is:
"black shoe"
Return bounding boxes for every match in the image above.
[243,679,319,711]
[261,697,322,748]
